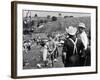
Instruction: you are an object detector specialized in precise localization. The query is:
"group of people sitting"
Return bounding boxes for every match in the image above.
[38,22,90,68]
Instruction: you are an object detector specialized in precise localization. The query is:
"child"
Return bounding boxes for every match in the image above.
[40,41,48,67]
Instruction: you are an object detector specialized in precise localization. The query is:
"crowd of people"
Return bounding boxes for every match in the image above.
[23,23,90,68]
[23,13,90,68]
[38,22,90,68]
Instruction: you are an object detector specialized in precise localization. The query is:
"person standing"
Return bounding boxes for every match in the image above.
[77,22,90,66]
[40,41,48,67]
[62,26,84,67]
[77,22,89,50]
[46,34,57,67]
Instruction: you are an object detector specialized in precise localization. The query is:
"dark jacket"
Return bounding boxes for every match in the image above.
[62,37,84,67]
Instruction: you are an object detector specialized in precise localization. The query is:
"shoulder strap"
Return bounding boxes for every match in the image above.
[69,38,78,55]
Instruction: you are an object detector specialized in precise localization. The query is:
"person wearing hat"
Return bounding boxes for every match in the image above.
[77,23,90,66]
[62,26,85,67]
[77,22,89,50]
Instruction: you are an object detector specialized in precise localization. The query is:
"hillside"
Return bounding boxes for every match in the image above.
[37,17,91,33]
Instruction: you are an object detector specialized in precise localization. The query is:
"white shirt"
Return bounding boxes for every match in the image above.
[80,31,89,50]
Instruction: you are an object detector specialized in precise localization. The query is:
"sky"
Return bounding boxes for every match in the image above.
[23,10,91,18]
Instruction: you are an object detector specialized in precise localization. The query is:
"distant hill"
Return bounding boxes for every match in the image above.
[36,17,91,33]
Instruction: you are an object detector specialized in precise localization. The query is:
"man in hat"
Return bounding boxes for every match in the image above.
[62,26,85,67]
[77,22,90,66]
[77,22,89,50]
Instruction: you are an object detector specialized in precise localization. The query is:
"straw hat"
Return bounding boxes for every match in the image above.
[66,26,77,35]
[78,22,86,28]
